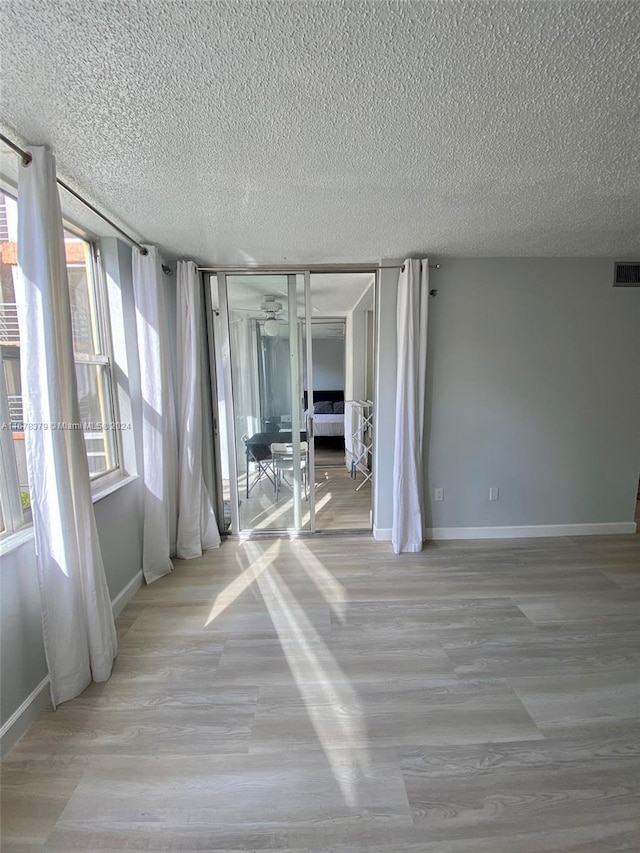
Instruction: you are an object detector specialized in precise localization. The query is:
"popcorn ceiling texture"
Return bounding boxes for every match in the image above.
[1,0,639,262]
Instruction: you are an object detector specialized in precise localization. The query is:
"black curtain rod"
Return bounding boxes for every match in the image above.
[394,261,439,296]
[399,262,440,272]
[0,133,148,255]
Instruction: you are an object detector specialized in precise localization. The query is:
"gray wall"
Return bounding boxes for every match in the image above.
[0,479,143,743]
[0,540,47,727]
[94,483,143,599]
[312,337,345,390]
[374,258,640,533]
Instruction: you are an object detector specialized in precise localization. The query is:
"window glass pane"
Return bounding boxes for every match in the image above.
[0,191,27,531]
[17,445,31,515]
[65,235,100,356]
[0,192,19,346]
[2,351,31,516]
[75,362,118,478]
[2,352,22,425]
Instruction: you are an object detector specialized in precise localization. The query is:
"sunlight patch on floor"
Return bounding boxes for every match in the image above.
[296,538,348,623]
[238,540,372,808]
[204,540,280,625]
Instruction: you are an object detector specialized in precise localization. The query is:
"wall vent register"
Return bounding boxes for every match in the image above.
[613,262,640,287]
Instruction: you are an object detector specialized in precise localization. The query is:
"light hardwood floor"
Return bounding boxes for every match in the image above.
[239,445,371,532]
[2,532,640,851]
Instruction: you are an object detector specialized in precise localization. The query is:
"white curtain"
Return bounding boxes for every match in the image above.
[229,311,260,472]
[132,246,178,582]
[176,261,220,558]
[392,258,429,554]
[15,146,117,706]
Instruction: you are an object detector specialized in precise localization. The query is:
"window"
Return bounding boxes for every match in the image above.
[65,234,119,479]
[0,188,120,538]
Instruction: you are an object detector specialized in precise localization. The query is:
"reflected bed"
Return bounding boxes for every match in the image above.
[303,390,345,437]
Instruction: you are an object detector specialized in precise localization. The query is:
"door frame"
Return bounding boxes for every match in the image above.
[203,265,378,537]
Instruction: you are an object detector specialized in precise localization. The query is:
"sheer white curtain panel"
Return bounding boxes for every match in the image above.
[15,146,117,706]
[229,312,260,472]
[132,246,178,582]
[392,258,429,554]
[176,260,220,558]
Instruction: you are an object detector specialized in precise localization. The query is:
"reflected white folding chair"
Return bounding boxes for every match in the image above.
[242,433,276,498]
[270,441,308,501]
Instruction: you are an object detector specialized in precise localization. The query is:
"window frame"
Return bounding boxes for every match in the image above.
[0,187,125,542]
[0,352,26,535]
[65,233,122,482]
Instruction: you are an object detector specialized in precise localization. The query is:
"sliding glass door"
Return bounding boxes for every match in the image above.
[211,272,315,533]
[207,267,376,535]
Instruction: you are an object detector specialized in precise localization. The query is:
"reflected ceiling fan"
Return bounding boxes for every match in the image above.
[260,296,282,336]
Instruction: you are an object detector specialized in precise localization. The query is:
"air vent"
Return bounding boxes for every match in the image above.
[613,262,640,287]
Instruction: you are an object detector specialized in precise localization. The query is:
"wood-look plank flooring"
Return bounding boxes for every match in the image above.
[239,445,371,532]
[2,532,640,851]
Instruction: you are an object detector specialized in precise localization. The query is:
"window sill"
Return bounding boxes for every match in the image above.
[0,475,139,557]
[92,473,139,503]
[0,525,35,557]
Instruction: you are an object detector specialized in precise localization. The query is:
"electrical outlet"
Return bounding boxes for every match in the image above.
[434,487,444,502]
[489,487,499,501]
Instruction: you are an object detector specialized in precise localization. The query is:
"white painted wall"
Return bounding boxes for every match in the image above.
[374,258,640,538]
[345,311,367,460]
[345,313,366,401]
[366,310,374,402]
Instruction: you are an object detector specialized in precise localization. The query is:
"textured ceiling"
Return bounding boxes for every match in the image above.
[1,1,639,262]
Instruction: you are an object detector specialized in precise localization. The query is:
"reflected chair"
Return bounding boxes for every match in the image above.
[242,433,275,498]
[270,441,308,501]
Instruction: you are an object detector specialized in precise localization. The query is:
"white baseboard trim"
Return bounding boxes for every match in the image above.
[373,522,636,543]
[373,525,392,541]
[0,676,50,757]
[1,569,144,756]
[111,569,144,618]
[424,522,637,540]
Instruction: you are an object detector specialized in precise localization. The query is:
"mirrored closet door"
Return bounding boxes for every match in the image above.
[207,268,376,535]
